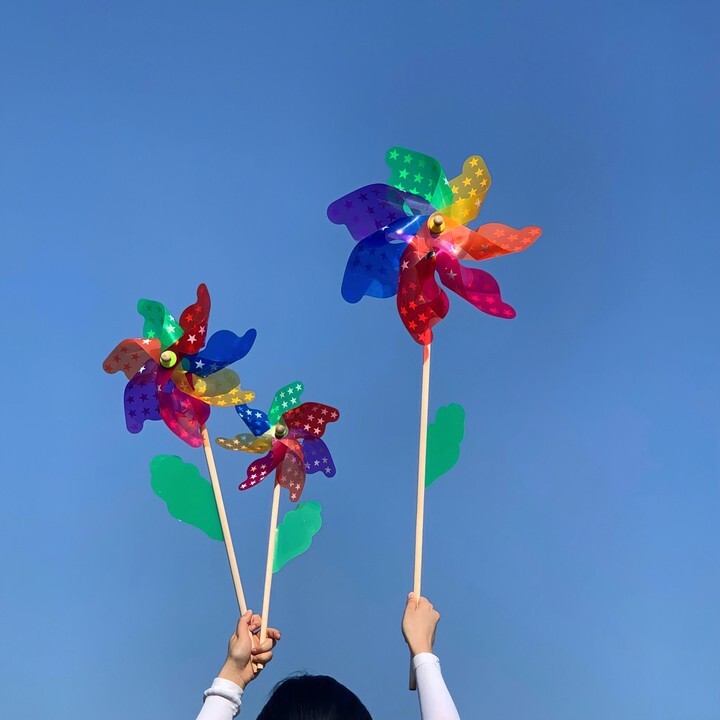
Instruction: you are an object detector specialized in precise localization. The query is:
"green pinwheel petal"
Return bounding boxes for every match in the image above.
[425,404,466,488]
[268,381,304,425]
[385,146,454,209]
[137,298,184,350]
[150,455,223,541]
[273,501,322,573]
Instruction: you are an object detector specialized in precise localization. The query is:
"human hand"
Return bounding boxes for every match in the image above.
[218,611,281,690]
[402,592,440,657]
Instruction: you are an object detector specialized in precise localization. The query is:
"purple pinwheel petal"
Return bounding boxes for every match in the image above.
[236,403,272,436]
[157,377,210,447]
[184,328,257,377]
[301,438,336,478]
[123,360,160,433]
[327,184,427,242]
[239,442,286,492]
[341,230,406,303]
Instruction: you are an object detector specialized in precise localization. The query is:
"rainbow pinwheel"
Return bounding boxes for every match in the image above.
[103,283,257,447]
[216,382,340,502]
[327,146,542,344]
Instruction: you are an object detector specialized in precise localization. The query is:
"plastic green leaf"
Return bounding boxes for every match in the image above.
[268,381,304,425]
[273,501,322,572]
[150,455,223,541]
[425,404,466,488]
[385,146,454,209]
[137,299,184,349]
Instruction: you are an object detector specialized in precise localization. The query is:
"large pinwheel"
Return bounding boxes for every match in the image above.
[103,283,257,447]
[216,382,340,503]
[103,283,257,615]
[328,146,541,344]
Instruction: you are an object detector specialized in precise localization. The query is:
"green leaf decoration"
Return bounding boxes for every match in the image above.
[273,501,322,573]
[425,404,466,488]
[137,299,183,350]
[268,381,304,425]
[150,455,223,541]
[385,146,454,209]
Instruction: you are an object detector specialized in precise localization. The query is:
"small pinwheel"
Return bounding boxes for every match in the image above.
[216,382,340,502]
[327,146,542,344]
[103,283,257,447]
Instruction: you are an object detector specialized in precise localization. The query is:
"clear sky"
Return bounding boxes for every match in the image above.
[1,1,718,718]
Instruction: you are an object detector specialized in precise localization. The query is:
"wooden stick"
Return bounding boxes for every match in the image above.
[201,426,248,615]
[410,342,432,691]
[260,481,282,643]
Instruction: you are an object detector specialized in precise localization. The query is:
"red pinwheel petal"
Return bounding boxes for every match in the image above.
[397,245,449,345]
[239,442,286,492]
[276,440,306,502]
[436,251,516,319]
[174,283,211,354]
[103,338,161,380]
[157,372,210,447]
[444,224,541,262]
[284,403,340,439]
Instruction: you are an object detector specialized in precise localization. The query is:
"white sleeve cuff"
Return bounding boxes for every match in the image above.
[412,652,440,669]
[202,677,244,716]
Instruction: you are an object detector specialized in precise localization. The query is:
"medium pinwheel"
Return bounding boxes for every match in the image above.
[216,382,340,502]
[327,146,542,344]
[103,283,257,447]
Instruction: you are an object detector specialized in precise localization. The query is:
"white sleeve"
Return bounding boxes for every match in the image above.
[195,678,244,720]
[413,653,460,720]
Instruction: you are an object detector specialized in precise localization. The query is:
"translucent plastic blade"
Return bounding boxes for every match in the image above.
[216,433,273,454]
[174,283,211,354]
[440,155,492,224]
[284,403,340,439]
[436,250,516,319]
[173,367,255,407]
[239,443,286,492]
[268,382,304,425]
[137,299,184,349]
[273,501,322,573]
[277,441,306,502]
[235,404,272,436]
[157,377,210,447]
[385,146,453,208]
[445,223,542,261]
[327,183,426,242]
[301,437,337,477]
[103,338,161,380]
[123,360,160,433]
[341,229,407,303]
[425,404,466,488]
[150,455,223,541]
[397,245,449,345]
[184,328,257,377]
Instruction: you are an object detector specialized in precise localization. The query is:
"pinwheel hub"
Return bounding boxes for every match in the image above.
[429,213,445,235]
[160,350,178,368]
[273,423,289,439]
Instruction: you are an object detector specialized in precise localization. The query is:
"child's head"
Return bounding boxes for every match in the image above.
[256,674,372,720]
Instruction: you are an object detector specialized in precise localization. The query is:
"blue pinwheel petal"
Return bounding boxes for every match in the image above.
[184,328,257,377]
[301,438,336,478]
[236,404,272,436]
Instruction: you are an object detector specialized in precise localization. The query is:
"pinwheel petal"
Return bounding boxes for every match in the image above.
[184,328,257,377]
[174,283,211,354]
[397,246,449,345]
[172,367,255,407]
[137,299,184,350]
[445,223,542,261]
[436,251,516,319]
[268,382,304,425]
[301,438,336,478]
[123,360,160,433]
[276,442,306,502]
[158,379,209,447]
[386,146,454,209]
[103,338,161,380]
[235,404,272,436]
[440,154,492,224]
[239,443,286,492]
[216,433,273,454]
[327,183,425,242]
[284,402,340,439]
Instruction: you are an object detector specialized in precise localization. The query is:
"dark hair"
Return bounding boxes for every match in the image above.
[256,674,372,720]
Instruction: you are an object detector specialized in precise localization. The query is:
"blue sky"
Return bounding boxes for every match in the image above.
[1,1,718,718]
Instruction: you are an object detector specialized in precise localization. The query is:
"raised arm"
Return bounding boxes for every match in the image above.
[402,593,461,720]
